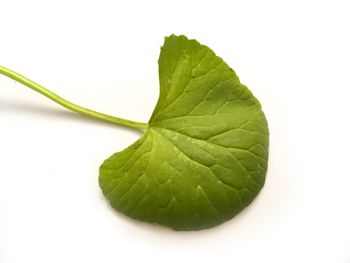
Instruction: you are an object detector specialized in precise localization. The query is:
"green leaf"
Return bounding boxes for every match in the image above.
[99,35,269,230]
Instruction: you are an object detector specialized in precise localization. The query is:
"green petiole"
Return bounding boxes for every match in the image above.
[0,65,148,131]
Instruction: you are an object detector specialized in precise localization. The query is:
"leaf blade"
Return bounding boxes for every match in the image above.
[100,35,269,230]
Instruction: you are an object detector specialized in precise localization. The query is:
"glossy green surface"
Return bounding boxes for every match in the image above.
[99,35,269,230]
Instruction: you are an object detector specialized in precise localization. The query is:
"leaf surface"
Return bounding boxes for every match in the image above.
[99,35,269,230]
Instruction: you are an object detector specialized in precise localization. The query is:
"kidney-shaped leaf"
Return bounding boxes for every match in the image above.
[99,35,269,230]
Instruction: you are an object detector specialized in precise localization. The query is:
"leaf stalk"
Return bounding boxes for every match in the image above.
[0,65,148,131]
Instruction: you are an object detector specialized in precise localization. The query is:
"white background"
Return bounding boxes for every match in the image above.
[0,0,349,262]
